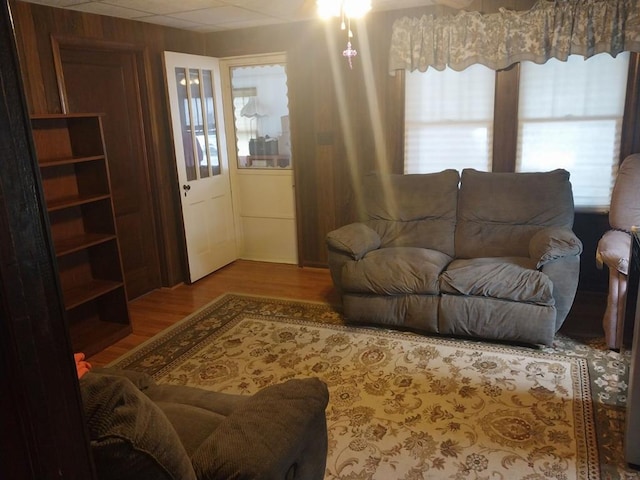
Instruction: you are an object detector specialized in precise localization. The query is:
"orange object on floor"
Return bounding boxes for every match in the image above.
[74,352,92,379]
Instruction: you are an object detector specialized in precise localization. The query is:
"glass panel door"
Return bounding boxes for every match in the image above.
[165,51,237,282]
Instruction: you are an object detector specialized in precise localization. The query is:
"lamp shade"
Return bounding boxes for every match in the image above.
[240,97,265,118]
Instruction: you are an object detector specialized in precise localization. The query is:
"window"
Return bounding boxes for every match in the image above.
[517,53,629,210]
[404,53,630,210]
[405,64,495,174]
[230,64,291,169]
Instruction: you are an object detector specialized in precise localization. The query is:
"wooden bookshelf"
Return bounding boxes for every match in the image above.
[31,113,131,356]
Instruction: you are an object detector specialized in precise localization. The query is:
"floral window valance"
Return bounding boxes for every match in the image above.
[389,0,640,74]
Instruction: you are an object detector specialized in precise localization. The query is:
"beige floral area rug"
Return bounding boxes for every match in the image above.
[110,294,639,480]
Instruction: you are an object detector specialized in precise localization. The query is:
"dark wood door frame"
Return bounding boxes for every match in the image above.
[1,3,95,478]
[49,34,172,292]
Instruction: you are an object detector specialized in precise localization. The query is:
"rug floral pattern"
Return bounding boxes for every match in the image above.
[110,294,638,480]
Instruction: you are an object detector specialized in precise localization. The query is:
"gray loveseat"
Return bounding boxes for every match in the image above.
[80,368,329,480]
[326,168,583,346]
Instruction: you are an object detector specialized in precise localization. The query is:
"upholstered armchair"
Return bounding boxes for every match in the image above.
[80,368,329,480]
[596,154,640,349]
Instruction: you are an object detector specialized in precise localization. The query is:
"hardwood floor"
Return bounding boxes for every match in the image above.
[87,260,339,366]
[87,259,608,366]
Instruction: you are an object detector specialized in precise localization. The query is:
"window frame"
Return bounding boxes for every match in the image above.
[404,63,497,174]
[399,53,640,211]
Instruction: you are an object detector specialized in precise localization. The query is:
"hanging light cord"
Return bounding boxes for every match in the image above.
[341,3,357,68]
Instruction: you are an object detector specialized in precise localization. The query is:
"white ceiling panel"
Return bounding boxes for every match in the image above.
[66,2,150,19]
[20,0,88,6]
[102,0,227,16]
[134,14,205,30]
[169,6,273,25]
[18,0,445,32]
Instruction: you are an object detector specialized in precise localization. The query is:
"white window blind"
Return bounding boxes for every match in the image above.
[517,52,630,210]
[404,64,496,174]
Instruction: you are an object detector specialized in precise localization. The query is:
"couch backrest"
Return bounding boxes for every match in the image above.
[363,170,460,256]
[80,372,197,480]
[456,168,575,258]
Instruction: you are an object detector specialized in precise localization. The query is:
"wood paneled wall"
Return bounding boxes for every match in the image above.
[204,1,632,292]
[204,21,362,268]
[204,7,449,267]
[10,0,622,293]
[10,0,208,287]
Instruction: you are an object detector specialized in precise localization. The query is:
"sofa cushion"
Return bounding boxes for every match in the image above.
[440,257,555,306]
[91,367,156,390]
[439,295,556,345]
[192,378,329,480]
[363,170,459,256]
[342,247,452,295]
[456,169,575,258]
[143,383,251,456]
[343,293,440,332]
[80,372,197,480]
[155,402,227,457]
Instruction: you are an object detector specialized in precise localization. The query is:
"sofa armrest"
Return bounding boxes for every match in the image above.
[326,223,381,260]
[596,229,632,275]
[529,227,583,269]
[192,378,329,480]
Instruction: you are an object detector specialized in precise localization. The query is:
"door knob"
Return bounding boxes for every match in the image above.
[183,184,191,196]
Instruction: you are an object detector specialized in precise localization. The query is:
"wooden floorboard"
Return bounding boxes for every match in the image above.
[87,259,608,366]
[88,260,339,366]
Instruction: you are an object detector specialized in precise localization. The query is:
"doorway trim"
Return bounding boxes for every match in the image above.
[219,52,299,265]
[49,35,175,286]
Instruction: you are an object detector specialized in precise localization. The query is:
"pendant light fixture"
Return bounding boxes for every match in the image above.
[317,0,372,68]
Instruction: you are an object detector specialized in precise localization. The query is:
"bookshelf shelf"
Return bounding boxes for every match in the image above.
[31,113,131,356]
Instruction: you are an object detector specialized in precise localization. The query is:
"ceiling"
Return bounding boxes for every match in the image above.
[17,0,472,33]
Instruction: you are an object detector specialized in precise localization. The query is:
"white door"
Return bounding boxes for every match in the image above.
[164,51,237,282]
[220,54,297,264]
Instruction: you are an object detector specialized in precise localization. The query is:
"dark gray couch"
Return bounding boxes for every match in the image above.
[326,168,583,346]
[80,368,329,480]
